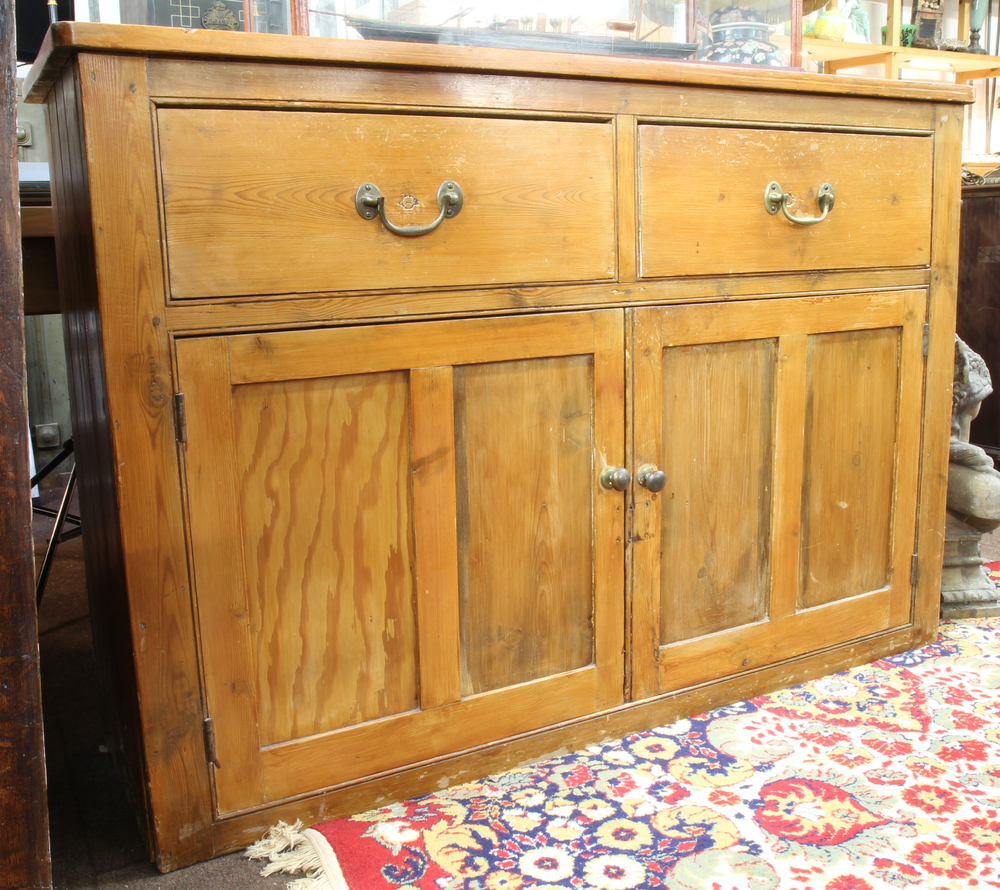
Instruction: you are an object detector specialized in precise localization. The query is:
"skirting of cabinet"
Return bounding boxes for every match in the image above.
[202,621,932,863]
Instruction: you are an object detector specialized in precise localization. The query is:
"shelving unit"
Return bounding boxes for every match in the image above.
[790,0,1000,80]
[804,36,1000,80]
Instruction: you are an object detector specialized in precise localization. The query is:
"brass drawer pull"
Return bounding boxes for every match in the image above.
[355,181,463,237]
[764,181,835,227]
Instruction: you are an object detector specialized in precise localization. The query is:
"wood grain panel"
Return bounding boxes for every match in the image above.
[211,622,931,862]
[0,0,50,879]
[913,108,965,641]
[262,667,600,803]
[157,109,616,299]
[593,311,627,710]
[411,367,462,710]
[888,293,927,627]
[658,587,890,692]
[141,58,945,131]
[227,311,605,384]
[799,329,900,608]
[455,356,595,695]
[769,334,808,621]
[629,309,664,703]
[176,338,265,816]
[76,53,215,866]
[638,127,933,278]
[46,61,157,856]
[657,291,909,345]
[232,373,416,746]
[659,339,776,644]
[161,269,933,334]
[26,23,974,106]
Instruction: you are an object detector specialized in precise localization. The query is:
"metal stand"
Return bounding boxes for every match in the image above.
[32,438,80,605]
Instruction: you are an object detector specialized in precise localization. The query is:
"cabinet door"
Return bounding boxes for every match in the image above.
[174,311,625,815]
[629,291,926,700]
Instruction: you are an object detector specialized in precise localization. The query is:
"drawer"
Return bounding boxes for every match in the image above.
[637,126,933,279]
[156,109,617,300]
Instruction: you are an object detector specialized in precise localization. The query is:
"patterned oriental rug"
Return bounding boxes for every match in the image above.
[248,618,1000,890]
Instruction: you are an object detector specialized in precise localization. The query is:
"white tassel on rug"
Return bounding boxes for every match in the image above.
[246,820,350,890]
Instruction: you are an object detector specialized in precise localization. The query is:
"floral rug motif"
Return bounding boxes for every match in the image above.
[987,561,1000,587]
[249,619,1000,890]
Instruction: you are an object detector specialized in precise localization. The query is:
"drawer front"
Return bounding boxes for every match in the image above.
[638,126,933,279]
[157,109,617,300]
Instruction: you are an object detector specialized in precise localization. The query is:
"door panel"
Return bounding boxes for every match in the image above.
[232,373,416,747]
[800,329,900,609]
[176,311,625,815]
[455,357,595,695]
[659,339,775,645]
[630,291,925,701]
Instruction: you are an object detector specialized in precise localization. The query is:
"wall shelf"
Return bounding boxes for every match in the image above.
[802,37,1000,81]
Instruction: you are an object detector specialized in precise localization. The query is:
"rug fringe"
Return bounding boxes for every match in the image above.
[246,820,347,890]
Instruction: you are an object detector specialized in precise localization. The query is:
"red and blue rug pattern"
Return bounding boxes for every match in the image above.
[987,562,1000,588]
[250,619,1000,890]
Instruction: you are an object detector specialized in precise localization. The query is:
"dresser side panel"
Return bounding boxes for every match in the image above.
[46,60,156,861]
[73,52,215,871]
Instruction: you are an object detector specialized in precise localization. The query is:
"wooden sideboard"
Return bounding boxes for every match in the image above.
[25,23,971,871]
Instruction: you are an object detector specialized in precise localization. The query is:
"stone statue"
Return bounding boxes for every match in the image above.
[941,336,1000,617]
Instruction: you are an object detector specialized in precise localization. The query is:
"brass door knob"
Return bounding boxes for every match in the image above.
[600,467,631,491]
[637,465,667,493]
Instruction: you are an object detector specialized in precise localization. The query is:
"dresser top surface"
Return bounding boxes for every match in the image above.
[24,21,975,106]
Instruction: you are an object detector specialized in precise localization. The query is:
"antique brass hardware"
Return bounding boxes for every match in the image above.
[600,467,631,491]
[637,465,667,493]
[764,181,835,226]
[355,181,463,237]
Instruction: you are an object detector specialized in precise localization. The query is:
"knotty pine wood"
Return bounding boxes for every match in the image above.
[205,620,936,859]
[915,109,966,641]
[233,372,417,748]
[638,126,934,279]
[0,0,50,879]
[47,58,163,860]
[455,356,595,695]
[177,311,626,817]
[156,271,935,334]
[410,365,463,712]
[628,291,925,700]
[657,338,774,644]
[156,109,617,299]
[67,52,215,868]
[23,27,969,869]
[800,329,900,609]
[25,22,975,104]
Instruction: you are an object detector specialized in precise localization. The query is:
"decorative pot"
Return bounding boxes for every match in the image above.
[813,9,848,40]
[697,5,785,66]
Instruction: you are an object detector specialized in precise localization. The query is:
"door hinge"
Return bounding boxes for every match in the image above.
[174,393,187,444]
[203,716,220,768]
[911,553,920,588]
[922,323,930,359]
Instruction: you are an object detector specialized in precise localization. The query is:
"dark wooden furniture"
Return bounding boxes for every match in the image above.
[0,0,51,883]
[21,205,60,316]
[25,22,970,872]
[958,182,1000,453]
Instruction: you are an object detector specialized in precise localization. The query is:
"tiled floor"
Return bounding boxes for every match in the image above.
[35,480,1000,889]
